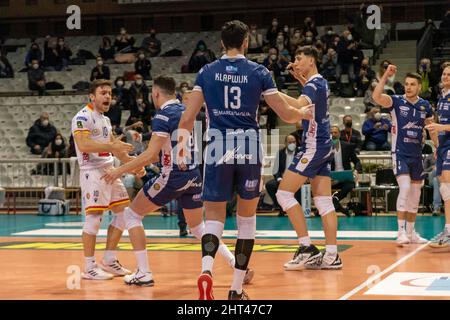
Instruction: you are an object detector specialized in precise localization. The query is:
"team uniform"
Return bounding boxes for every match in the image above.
[288,74,333,178]
[436,91,450,177]
[387,95,433,180]
[193,54,278,201]
[71,103,129,214]
[143,99,203,209]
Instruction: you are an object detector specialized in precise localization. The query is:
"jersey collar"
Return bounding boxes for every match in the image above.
[306,73,322,83]
[221,54,246,60]
[160,99,180,110]
[443,88,450,98]
[402,94,420,105]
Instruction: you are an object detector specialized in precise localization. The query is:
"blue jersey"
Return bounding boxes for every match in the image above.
[193,54,277,136]
[300,74,332,150]
[437,90,450,150]
[387,95,433,157]
[151,99,197,174]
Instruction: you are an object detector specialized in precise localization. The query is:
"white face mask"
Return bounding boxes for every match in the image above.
[32,64,39,69]
[139,54,145,59]
[327,30,333,35]
[347,35,353,41]
[117,81,124,87]
[41,120,49,127]
[111,99,117,105]
[97,61,104,66]
[287,143,296,152]
[374,112,382,121]
[137,99,144,105]
[270,54,277,61]
[306,37,312,42]
[284,27,289,32]
[136,80,143,85]
[55,139,63,146]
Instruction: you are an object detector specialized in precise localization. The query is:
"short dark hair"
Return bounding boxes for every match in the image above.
[153,75,176,95]
[221,20,249,50]
[90,79,112,95]
[405,72,422,84]
[295,46,319,62]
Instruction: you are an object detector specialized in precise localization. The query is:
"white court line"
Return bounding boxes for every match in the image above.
[338,241,430,300]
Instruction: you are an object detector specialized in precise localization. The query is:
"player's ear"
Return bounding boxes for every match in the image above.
[220,40,226,51]
[89,93,95,102]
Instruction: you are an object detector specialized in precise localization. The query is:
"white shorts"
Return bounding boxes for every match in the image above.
[80,166,129,214]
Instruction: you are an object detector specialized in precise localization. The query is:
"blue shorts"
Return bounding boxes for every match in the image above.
[202,135,263,202]
[436,146,450,176]
[392,153,424,180]
[288,148,332,178]
[143,169,203,209]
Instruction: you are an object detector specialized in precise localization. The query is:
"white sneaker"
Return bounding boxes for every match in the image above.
[82,266,114,280]
[408,231,428,244]
[284,245,322,271]
[99,259,132,277]
[396,230,410,246]
[124,270,154,287]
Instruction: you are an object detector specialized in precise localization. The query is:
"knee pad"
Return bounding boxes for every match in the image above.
[396,175,412,212]
[110,212,126,231]
[204,220,224,239]
[237,215,256,239]
[83,214,102,235]
[124,207,144,230]
[276,190,298,211]
[314,196,335,216]
[440,183,450,202]
[405,184,422,213]
[190,222,205,240]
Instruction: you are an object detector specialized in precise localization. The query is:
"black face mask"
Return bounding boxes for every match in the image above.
[345,122,353,128]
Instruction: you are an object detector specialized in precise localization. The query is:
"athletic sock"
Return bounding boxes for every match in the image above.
[325,245,337,255]
[406,221,415,235]
[103,250,116,264]
[84,256,96,271]
[299,236,311,247]
[398,219,406,232]
[134,250,150,273]
[230,269,246,294]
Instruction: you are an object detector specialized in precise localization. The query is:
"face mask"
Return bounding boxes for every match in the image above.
[32,64,39,69]
[251,29,257,34]
[198,45,206,51]
[270,55,277,61]
[117,81,124,87]
[284,27,289,32]
[294,32,301,37]
[306,37,312,43]
[55,139,63,146]
[181,87,188,93]
[111,99,117,105]
[374,112,382,121]
[97,61,103,66]
[327,30,333,35]
[345,121,353,128]
[58,42,64,46]
[41,120,49,127]
[272,22,278,27]
[287,143,296,152]
[383,63,389,69]
[139,54,145,59]
[347,35,353,41]
[332,138,339,145]
[136,80,143,86]
[121,30,126,35]
[421,63,428,70]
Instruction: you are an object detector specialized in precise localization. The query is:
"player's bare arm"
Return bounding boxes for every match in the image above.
[74,131,133,155]
[372,64,396,108]
[178,90,204,158]
[265,93,313,123]
[102,134,167,184]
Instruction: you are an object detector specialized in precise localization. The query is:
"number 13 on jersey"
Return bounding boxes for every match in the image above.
[224,85,241,109]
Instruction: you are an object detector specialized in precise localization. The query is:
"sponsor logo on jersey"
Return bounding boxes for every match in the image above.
[406,130,418,138]
[399,106,409,112]
[155,114,169,122]
[301,158,309,164]
[85,173,89,180]
[402,121,421,130]
[404,137,419,144]
[225,66,238,74]
[86,193,90,200]
[102,127,108,138]
[176,177,202,192]
[244,179,259,191]
[420,106,426,111]
[76,116,88,121]
[92,129,99,135]
[154,183,161,191]
[420,112,426,119]
[163,153,171,167]
[216,146,253,165]
[77,121,83,128]
[212,109,251,117]
[193,194,202,201]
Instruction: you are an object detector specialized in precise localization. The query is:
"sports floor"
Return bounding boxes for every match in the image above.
[0,213,449,300]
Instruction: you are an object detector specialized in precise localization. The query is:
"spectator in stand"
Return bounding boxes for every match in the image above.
[134,50,152,80]
[290,122,303,146]
[300,31,316,47]
[363,80,379,111]
[98,37,116,63]
[34,133,68,175]
[362,107,391,151]
[417,58,437,100]
[356,57,376,97]
[340,115,363,153]
[282,25,291,41]
[141,28,161,57]
[336,30,356,84]
[188,40,216,73]
[265,134,301,216]
[263,47,287,90]
[27,59,47,96]
[289,28,303,54]
[329,35,340,51]
[114,27,135,53]
[321,47,338,81]
[321,27,337,51]
[25,43,42,68]
[126,94,154,133]
[43,36,63,71]
[315,41,325,67]
[90,56,110,81]
[176,81,190,101]
[376,59,396,95]
[275,32,288,53]
[0,50,13,78]
[352,42,364,73]
[440,10,450,31]
[26,112,58,155]
[418,19,437,41]
[112,76,130,110]
[105,94,122,130]
[301,16,318,38]
[248,24,263,53]
[424,151,443,216]
[56,37,72,71]
[266,18,281,47]
[129,74,150,105]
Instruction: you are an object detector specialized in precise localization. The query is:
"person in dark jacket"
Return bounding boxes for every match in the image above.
[26,112,58,155]
[0,50,13,78]
[43,37,63,71]
[112,76,131,110]
[331,126,363,216]
[27,59,47,96]
[126,94,154,133]
[99,37,116,62]
[104,94,122,130]
[134,50,152,80]
[90,56,110,81]
[25,43,42,68]
[188,40,216,73]
[340,115,363,153]
[362,107,391,150]
[265,134,301,216]
[129,74,150,105]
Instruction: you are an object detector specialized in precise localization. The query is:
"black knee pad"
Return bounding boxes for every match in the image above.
[234,239,255,271]
[201,234,220,258]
